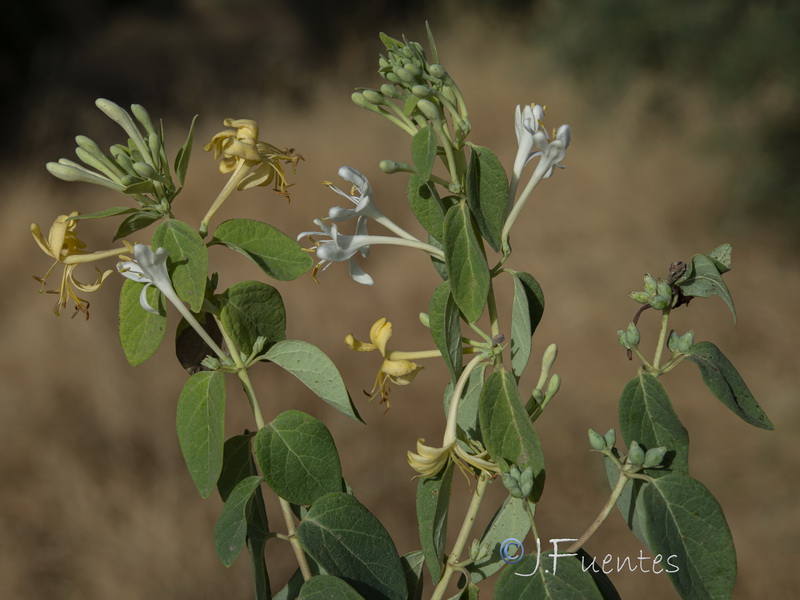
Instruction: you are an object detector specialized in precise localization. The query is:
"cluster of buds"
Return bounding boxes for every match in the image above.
[502,464,535,499]
[668,329,695,354]
[587,428,617,452]
[616,322,641,350]
[47,99,187,212]
[630,273,674,310]
[352,30,470,146]
[625,441,668,469]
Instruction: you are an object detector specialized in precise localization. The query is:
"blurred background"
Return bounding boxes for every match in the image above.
[2,0,799,598]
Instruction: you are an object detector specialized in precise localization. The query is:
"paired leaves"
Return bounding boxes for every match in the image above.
[676,246,736,322]
[119,280,166,366]
[218,281,286,356]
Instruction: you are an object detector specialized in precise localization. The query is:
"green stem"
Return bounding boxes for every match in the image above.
[431,473,490,600]
[500,161,548,255]
[279,497,313,581]
[486,283,501,340]
[652,310,671,371]
[566,467,631,554]
[443,354,485,446]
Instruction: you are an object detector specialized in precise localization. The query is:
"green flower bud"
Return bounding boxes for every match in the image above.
[541,343,558,375]
[378,56,391,70]
[380,83,403,99]
[644,273,657,295]
[362,89,385,105]
[627,441,645,467]
[604,428,616,448]
[416,99,442,122]
[411,85,432,98]
[502,467,524,498]
[402,46,415,59]
[677,330,694,353]
[588,429,607,451]
[351,92,368,108]
[384,72,401,84]
[469,539,481,562]
[630,291,650,304]
[395,67,417,84]
[545,373,561,400]
[419,312,430,328]
[625,322,640,347]
[132,160,161,181]
[643,446,668,468]
[656,279,672,301]
[252,336,267,356]
[668,331,680,353]
[428,64,447,78]
[649,295,670,310]
[617,329,630,350]
[403,63,422,78]
[518,466,534,497]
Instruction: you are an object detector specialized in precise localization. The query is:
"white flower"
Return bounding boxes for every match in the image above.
[531,123,571,179]
[326,166,385,222]
[512,103,545,180]
[297,219,374,285]
[117,244,177,314]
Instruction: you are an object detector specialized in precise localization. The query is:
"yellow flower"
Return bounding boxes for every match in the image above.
[204,118,302,197]
[407,438,501,479]
[345,317,423,409]
[31,212,130,319]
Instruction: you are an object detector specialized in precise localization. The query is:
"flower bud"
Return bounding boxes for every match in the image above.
[541,343,558,374]
[656,279,672,301]
[617,329,630,350]
[604,428,616,448]
[395,67,417,84]
[677,330,694,353]
[545,373,560,400]
[643,446,668,468]
[380,83,403,99]
[411,85,432,98]
[416,99,442,122]
[378,56,391,70]
[668,331,680,353]
[588,429,607,451]
[403,63,422,78]
[627,441,645,467]
[644,273,657,295]
[351,92,369,108]
[428,64,447,78]
[401,46,415,59]
[649,295,670,310]
[625,322,640,347]
[418,312,430,328]
[518,466,534,497]
[629,291,649,304]
[362,89,385,105]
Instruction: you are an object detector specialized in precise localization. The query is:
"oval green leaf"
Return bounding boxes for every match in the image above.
[299,575,365,599]
[177,371,226,498]
[416,462,454,584]
[411,125,437,182]
[213,475,263,567]
[261,340,361,422]
[684,341,774,429]
[495,551,605,599]
[210,218,312,281]
[296,492,408,600]
[254,410,342,506]
[642,473,737,600]
[508,271,544,380]
[218,280,286,356]
[408,174,445,241]
[466,144,510,252]
[152,219,208,312]
[429,281,463,382]
[468,496,531,583]
[443,201,489,322]
[119,279,166,366]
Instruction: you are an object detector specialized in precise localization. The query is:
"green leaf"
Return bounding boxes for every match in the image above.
[152,219,208,312]
[210,219,312,281]
[379,32,405,51]
[508,271,545,380]
[468,496,531,583]
[642,474,736,600]
[707,243,732,274]
[298,575,365,599]
[416,462,454,584]
[676,254,736,322]
[605,460,648,545]
[213,475,263,566]
[411,126,437,182]
[401,551,425,600]
[443,362,487,441]
[218,281,286,356]
[254,410,343,506]
[119,280,166,366]
[176,371,226,498]
[408,174,445,241]
[495,552,605,599]
[174,114,198,187]
[113,211,161,240]
[466,144,510,252]
[429,281,463,382]
[261,340,361,422]
[479,370,545,498]
[218,433,257,501]
[618,372,690,476]
[296,493,408,600]
[685,341,774,429]
[68,206,139,221]
[174,314,223,374]
[443,201,489,322]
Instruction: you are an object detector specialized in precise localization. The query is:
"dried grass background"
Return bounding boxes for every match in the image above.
[2,3,799,599]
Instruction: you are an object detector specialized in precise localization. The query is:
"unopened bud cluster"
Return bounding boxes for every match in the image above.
[668,329,695,354]
[630,274,674,311]
[625,441,668,469]
[502,464,534,499]
[616,322,641,350]
[588,428,616,452]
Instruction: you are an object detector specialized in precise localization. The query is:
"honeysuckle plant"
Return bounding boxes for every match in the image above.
[30,25,773,600]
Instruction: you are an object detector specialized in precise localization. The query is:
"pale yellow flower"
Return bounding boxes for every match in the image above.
[345,317,423,408]
[204,118,302,197]
[31,212,130,319]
